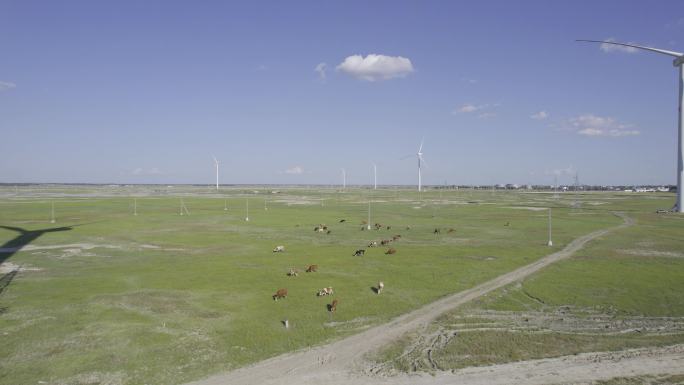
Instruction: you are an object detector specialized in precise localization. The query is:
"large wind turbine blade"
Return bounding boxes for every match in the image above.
[212,154,218,165]
[418,138,424,153]
[577,40,683,58]
[419,154,429,170]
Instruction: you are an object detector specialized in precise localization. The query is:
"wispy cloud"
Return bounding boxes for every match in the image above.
[566,114,640,137]
[0,81,16,91]
[315,62,327,81]
[599,38,639,54]
[453,103,498,118]
[546,165,575,177]
[460,77,478,84]
[284,166,304,175]
[131,167,164,176]
[531,111,549,120]
[336,54,414,82]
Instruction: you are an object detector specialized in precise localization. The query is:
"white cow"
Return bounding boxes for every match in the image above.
[273,245,285,252]
[317,287,334,296]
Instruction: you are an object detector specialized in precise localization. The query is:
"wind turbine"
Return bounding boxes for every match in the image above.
[341,168,346,190]
[372,163,377,190]
[578,39,684,212]
[416,139,427,192]
[212,155,220,191]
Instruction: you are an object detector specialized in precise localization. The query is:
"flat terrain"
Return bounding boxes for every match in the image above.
[0,185,679,385]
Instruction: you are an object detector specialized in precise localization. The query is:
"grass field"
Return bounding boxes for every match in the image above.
[372,191,684,374]
[0,185,670,385]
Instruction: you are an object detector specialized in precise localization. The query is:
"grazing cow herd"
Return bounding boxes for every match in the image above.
[270,219,456,323]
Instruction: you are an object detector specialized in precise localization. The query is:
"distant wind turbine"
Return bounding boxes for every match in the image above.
[212,155,220,191]
[372,163,377,190]
[416,139,427,192]
[341,168,346,189]
[578,39,684,212]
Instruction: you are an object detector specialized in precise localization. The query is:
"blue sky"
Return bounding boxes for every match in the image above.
[1,1,683,186]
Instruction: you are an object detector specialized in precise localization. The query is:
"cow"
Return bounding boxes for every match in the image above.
[385,248,396,255]
[434,228,441,234]
[315,226,324,233]
[380,239,391,246]
[353,249,365,256]
[392,235,401,241]
[368,241,378,248]
[317,287,334,296]
[328,299,338,313]
[273,288,288,301]
[287,268,298,277]
[273,245,285,252]
[447,228,456,233]
[386,226,392,230]
[339,219,346,223]
[326,230,332,234]
[377,281,384,294]
[306,264,318,273]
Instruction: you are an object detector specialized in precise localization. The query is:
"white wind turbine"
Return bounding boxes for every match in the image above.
[372,163,378,190]
[578,39,684,212]
[341,168,346,190]
[415,139,427,192]
[212,155,219,191]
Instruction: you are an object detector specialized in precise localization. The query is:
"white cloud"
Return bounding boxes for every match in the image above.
[568,114,640,137]
[457,103,479,113]
[336,54,414,81]
[546,165,575,177]
[284,166,304,175]
[315,62,327,80]
[600,38,639,54]
[531,111,549,120]
[461,77,478,84]
[0,81,16,91]
[453,103,498,118]
[131,167,163,176]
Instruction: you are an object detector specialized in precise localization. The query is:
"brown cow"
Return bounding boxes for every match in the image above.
[273,288,288,301]
[385,248,396,255]
[447,228,456,233]
[329,299,338,313]
[380,239,391,245]
[392,235,401,241]
[306,264,318,273]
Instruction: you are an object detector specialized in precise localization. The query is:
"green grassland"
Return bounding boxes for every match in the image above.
[0,186,661,384]
[373,191,684,373]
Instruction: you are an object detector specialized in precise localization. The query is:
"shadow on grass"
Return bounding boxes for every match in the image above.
[0,225,74,265]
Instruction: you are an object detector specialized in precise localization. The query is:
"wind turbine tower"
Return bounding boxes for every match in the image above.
[417,139,426,192]
[373,163,377,190]
[341,168,346,190]
[578,39,684,212]
[212,155,220,191]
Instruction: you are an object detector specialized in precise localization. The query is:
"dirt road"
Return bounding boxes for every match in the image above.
[186,213,683,385]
